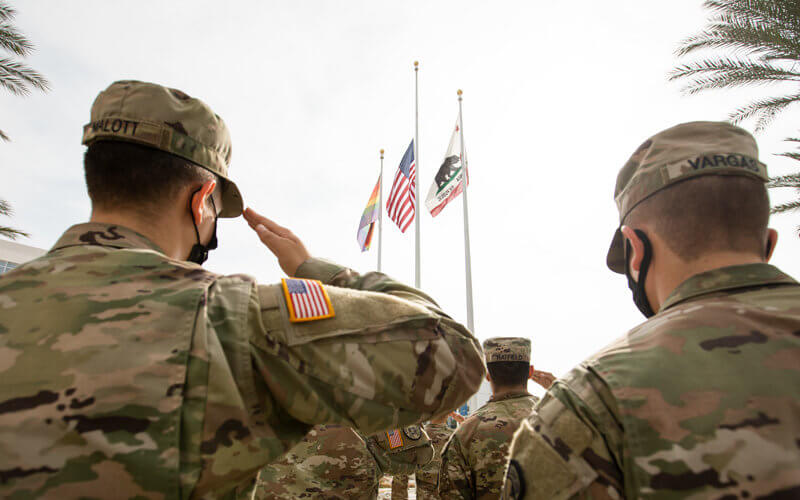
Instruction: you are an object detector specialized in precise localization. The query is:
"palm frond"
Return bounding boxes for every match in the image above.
[704,0,800,32]
[771,200,800,214]
[677,18,800,59]
[0,226,28,240]
[775,136,800,162]
[0,24,34,56]
[702,0,800,41]
[0,57,49,95]
[0,2,15,23]
[726,93,800,128]
[768,172,800,188]
[0,198,12,215]
[0,2,48,146]
[0,200,27,239]
[753,106,781,131]
[670,58,800,91]
[776,151,800,162]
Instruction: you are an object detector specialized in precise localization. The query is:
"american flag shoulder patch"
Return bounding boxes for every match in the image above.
[281,278,335,323]
[386,428,404,449]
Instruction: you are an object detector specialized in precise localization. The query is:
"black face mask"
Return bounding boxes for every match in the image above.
[625,229,655,318]
[187,190,219,265]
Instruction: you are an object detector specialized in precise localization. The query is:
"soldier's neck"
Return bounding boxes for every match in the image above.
[490,386,530,400]
[650,250,765,313]
[89,207,192,261]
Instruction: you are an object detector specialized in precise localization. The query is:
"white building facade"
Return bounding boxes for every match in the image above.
[0,238,46,274]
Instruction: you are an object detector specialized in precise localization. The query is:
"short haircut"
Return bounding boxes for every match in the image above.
[487,361,529,388]
[84,141,214,216]
[625,175,769,261]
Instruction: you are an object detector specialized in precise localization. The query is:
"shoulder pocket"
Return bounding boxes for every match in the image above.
[259,283,439,347]
[508,401,598,499]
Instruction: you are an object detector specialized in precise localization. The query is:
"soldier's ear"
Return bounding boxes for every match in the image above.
[528,366,534,379]
[190,181,217,225]
[766,228,778,261]
[621,225,644,281]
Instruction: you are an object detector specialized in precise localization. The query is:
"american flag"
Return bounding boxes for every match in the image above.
[386,429,404,449]
[281,278,335,322]
[385,140,416,233]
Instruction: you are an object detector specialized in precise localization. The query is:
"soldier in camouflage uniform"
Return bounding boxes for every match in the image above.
[504,121,800,499]
[253,424,432,499]
[0,80,485,499]
[439,337,550,499]
[415,412,463,499]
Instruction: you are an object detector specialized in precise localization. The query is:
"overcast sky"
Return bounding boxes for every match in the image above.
[4,1,800,397]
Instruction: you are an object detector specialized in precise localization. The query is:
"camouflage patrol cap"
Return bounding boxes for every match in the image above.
[483,337,531,363]
[82,80,243,218]
[606,121,768,273]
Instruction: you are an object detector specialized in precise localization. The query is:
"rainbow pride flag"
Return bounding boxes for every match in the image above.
[357,175,381,251]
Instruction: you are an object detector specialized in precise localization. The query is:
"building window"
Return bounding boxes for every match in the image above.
[0,260,18,274]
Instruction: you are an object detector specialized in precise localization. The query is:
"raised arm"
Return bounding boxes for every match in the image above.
[243,208,485,433]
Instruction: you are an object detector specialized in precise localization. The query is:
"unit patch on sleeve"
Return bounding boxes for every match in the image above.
[387,429,404,449]
[403,425,421,440]
[281,278,336,323]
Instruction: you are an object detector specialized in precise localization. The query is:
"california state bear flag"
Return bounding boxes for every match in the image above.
[425,116,468,217]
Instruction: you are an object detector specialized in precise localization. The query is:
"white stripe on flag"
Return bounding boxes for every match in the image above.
[301,289,314,317]
[308,281,325,316]
[293,291,306,317]
[304,285,318,317]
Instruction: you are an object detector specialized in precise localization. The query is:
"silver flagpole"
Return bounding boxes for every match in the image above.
[414,61,421,288]
[458,89,475,332]
[378,149,384,273]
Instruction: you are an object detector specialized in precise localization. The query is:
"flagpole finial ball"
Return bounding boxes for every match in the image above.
[414,61,419,67]
[458,89,463,96]
[380,149,384,155]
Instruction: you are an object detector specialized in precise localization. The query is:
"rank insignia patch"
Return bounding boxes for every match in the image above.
[281,278,335,323]
[387,429,404,449]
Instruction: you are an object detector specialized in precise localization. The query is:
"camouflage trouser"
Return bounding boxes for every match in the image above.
[391,474,409,499]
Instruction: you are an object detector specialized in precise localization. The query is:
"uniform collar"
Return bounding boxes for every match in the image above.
[660,263,797,312]
[488,390,532,403]
[51,223,166,255]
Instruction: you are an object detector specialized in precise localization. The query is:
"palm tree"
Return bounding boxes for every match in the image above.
[1,2,46,239]
[1,1,49,141]
[670,0,800,132]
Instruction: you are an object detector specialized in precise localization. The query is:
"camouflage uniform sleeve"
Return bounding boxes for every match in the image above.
[295,258,443,309]
[250,258,485,434]
[438,433,473,499]
[364,425,434,475]
[504,365,624,500]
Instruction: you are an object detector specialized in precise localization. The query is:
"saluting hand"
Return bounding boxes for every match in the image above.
[530,369,556,389]
[243,207,311,277]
